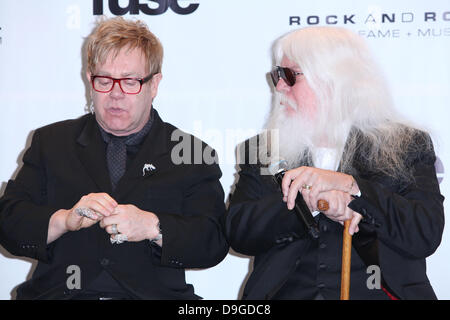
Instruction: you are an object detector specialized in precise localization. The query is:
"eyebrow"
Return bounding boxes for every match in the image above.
[95,71,142,78]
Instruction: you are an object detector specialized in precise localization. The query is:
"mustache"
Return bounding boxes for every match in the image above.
[275,92,298,111]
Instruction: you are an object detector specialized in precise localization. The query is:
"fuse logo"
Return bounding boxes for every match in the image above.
[93,0,199,16]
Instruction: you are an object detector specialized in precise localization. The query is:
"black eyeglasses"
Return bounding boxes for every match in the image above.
[270,66,303,87]
[91,74,153,94]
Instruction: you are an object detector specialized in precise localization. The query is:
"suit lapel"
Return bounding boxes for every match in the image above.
[75,115,113,194]
[113,110,171,200]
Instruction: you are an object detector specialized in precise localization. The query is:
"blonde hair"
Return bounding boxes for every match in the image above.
[86,16,163,75]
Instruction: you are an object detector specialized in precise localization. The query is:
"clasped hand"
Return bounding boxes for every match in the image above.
[281,166,362,235]
[65,192,159,242]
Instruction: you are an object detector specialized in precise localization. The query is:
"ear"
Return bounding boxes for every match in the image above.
[86,71,94,95]
[86,71,94,100]
[150,73,163,99]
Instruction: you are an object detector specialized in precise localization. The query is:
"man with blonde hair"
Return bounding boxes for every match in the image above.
[226,27,444,300]
[0,17,228,299]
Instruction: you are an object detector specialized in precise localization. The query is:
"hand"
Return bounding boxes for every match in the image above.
[65,193,118,231]
[313,190,362,235]
[281,166,355,211]
[47,193,117,244]
[100,204,160,243]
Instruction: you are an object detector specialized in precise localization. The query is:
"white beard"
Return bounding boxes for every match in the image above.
[262,92,350,169]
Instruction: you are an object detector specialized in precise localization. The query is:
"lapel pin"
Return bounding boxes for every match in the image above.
[142,163,157,177]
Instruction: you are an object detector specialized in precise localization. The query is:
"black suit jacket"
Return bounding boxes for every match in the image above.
[226,131,444,300]
[0,109,229,299]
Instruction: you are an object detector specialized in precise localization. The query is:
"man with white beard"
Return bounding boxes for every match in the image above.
[226,27,444,300]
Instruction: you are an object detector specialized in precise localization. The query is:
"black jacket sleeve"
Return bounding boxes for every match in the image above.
[157,161,230,269]
[0,130,56,263]
[349,139,445,259]
[226,161,308,256]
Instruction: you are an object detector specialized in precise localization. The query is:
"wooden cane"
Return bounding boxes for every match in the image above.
[340,219,352,300]
[317,200,352,299]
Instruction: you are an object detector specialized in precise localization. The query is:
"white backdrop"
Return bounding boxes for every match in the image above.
[0,0,449,299]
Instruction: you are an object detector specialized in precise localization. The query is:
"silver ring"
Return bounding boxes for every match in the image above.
[302,184,312,190]
[74,207,96,219]
[111,224,118,235]
[116,234,128,244]
[110,233,128,245]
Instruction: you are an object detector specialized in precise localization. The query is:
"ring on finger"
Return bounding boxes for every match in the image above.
[110,233,128,245]
[302,184,312,190]
[111,224,118,235]
[75,207,97,219]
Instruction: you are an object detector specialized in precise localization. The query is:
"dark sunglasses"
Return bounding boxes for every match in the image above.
[270,66,303,87]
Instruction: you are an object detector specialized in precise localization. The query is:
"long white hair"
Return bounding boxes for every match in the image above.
[261,27,431,182]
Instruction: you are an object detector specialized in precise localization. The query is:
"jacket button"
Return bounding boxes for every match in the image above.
[100,258,110,266]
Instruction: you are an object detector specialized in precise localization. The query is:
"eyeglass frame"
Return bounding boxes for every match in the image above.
[270,66,303,87]
[90,74,154,94]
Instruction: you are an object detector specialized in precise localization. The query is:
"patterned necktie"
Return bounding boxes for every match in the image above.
[105,136,127,190]
[99,109,154,190]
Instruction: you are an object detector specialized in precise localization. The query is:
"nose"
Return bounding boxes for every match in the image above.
[275,77,290,93]
[109,81,125,98]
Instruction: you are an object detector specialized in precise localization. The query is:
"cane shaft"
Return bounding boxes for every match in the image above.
[340,220,352,300]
